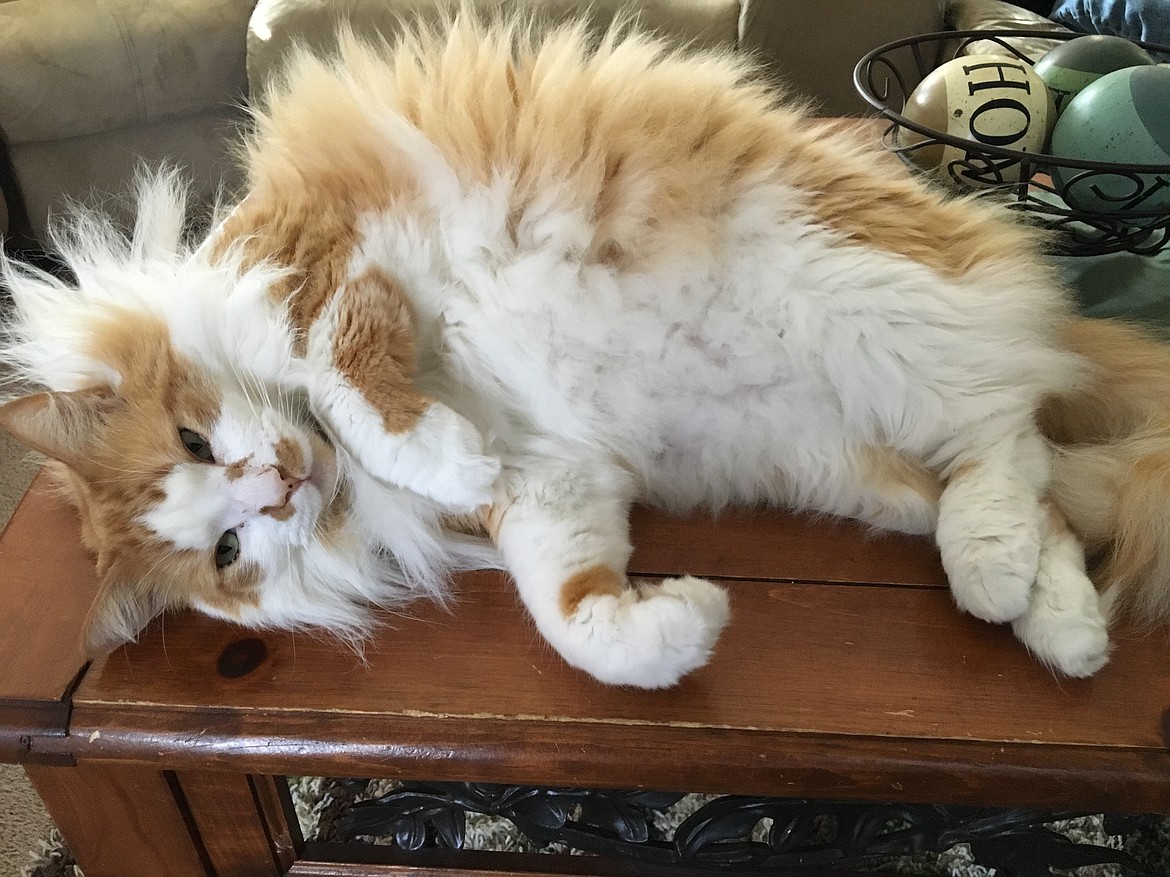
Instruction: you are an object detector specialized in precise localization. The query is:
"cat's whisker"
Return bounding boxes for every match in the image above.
[230,360,262,422]
[136,553,181,589]
[246,363,273,414]
[159,611,172,671]
[243,368,266,411]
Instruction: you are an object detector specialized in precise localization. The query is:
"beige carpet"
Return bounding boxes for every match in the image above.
[0,426,55,875]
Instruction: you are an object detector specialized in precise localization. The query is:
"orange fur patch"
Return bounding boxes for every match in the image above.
[442,502,507,540]
[1042,318,1170,623]
[274,436,306,479]
[32,313,275,648]
[1041,317,1170,445]
[559,565,625,617]
[1051,428,1170,623]
[211,45,424,342]
[262,502,296,522]
[225,459,251,480]
[947,461,979,484]
[330,269,428,434]
[860,446,942,507]
[481,502,508,541]
[213,197,360,345]
[777,120,1052,281]
[222,18,1063,341]
[234,22,1055,295]
[210,66,431,434]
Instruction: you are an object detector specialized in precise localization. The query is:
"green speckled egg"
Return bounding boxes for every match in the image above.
[1034,35,1155,115]
[1051,65,1170,221]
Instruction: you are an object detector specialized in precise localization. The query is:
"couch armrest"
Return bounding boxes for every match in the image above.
[740,0,945,115]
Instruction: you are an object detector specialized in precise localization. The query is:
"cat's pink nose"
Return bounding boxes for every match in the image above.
[268,472,308,509]
[231,466,300,512]
[283,476,307,504]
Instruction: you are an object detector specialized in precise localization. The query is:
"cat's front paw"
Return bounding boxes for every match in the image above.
[1011,545,1111,678]
[937,507,1039,623]
[560,575,730,688]
[381,403,502,511]
[1014,605,1110,678]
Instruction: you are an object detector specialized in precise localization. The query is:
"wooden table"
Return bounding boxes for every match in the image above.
[3,469,1169,876]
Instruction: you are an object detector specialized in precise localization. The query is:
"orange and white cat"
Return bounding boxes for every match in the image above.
[3,15,1170,687]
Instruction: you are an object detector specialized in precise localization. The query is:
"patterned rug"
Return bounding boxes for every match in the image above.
[24,779,1170,877]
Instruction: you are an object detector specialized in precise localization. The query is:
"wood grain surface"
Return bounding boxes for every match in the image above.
[75,572,1170,750]
[627,506,946,585]
[0,470,95,703]
[176,771,297,876]
[6,469,1170,813]
[66,573,1170,810]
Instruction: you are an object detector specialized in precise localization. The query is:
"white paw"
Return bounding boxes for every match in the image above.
[382,404,502,511]
[562,576,730,688]
[1012,550,1111,678]
[1013,605,1110,678]
[937,513,1039,623]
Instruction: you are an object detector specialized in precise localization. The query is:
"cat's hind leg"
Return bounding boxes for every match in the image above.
[491,459,730,688]
[305,268,500,511]
[1011,503,1110,677]
[936,419,1051,624]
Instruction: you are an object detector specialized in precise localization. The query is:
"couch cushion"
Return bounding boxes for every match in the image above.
[10,108,247,242]
[0,0,256,145]
[247,0,741,95]
[945,0,1076,59]
[740,0,944,115]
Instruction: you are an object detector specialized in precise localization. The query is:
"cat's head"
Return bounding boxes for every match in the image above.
[0,173,346,656]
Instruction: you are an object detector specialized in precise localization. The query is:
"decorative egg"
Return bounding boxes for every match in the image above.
[1033,35,1155,115]
[1050,65,1170,222]
[899,54,1056,187]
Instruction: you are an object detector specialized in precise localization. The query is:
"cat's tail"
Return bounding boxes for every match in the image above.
[1042,317,1170,623]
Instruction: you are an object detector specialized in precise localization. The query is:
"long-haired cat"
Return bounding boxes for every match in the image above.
[4,14,1170,687]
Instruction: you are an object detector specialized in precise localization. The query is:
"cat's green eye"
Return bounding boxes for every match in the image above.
[215,529,240,569]
[179,428,214,463]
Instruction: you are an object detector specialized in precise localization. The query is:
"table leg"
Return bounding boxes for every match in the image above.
[175,770,302,876]
[26,761,209,877]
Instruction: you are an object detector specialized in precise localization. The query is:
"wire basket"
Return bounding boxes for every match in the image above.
[854,29,1170,256]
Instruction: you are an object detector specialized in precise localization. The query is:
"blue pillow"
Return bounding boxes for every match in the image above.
[1049,0,1170,54]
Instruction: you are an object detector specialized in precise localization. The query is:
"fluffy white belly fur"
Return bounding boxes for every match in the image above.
[380,177,1076,523]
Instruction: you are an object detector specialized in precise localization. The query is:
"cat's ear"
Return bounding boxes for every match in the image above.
[81,573,167,658]
[0,389,122,479]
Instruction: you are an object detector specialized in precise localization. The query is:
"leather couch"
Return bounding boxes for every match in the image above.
[0,0,943,247]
